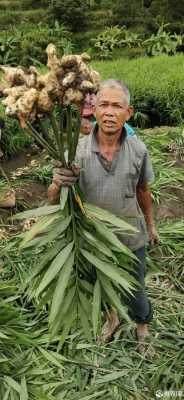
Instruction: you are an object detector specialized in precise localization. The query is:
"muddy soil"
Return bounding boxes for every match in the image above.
[0,148,47,224]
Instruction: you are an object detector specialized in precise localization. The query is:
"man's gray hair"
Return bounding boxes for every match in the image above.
[97,79,130,105]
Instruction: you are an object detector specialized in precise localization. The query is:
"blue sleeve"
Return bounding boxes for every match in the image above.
[125,123,135,137]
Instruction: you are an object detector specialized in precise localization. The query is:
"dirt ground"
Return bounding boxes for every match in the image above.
[0,148,47,225]
[156,188,184,219]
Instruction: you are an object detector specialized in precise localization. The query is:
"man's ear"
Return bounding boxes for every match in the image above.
[126,106,134,121]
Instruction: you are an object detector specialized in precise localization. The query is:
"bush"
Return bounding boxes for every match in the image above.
[0,22,73,66]
[0,107,32,158]
[92,54,184,127]
[91,26,142,59]
[49,0,88,32]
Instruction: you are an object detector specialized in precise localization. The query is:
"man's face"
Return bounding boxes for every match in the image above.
[80,117,93,135]
[94,87,133,136]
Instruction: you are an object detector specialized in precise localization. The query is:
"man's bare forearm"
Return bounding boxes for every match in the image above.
[136,185,154,227]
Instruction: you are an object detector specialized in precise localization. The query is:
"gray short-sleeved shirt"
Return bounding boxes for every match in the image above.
[75,127,154,251]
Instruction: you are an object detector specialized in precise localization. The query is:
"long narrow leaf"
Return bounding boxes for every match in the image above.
[81,249,134,295]
[14,205,61,219]
[19,214,61,249]
[23,216,71,249]
[99,273,130,322]
[92,280,101,338]
[60,187,69,210]
[28,241,66,281]
[20,377,28,400]
[92,220,136,259]
[85,203,138,232]
[36,241,74,296]
[50,251,75,326]
[78,302,92,342]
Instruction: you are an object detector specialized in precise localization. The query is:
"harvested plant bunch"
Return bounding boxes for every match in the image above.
[0,44,100,127]
[0,46,137,342]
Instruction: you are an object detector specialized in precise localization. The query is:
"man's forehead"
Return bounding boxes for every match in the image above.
[96,87,128,104]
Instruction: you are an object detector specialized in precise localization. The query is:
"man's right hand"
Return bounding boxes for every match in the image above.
[48,161,80,204]
[53,161,79,188]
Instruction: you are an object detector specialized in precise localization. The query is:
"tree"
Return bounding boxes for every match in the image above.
[49,0,88,32]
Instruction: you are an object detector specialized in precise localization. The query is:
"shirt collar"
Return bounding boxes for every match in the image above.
[91,122,127,153]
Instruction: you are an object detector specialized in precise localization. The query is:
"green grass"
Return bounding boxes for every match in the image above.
[92,55,184,127]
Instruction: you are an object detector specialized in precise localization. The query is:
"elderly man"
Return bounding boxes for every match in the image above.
[48,79,159,349]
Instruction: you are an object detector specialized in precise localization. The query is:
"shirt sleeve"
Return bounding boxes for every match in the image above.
[138,149,155,185]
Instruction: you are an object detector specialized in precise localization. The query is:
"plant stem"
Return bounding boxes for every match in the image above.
[50,112,66,166]
[0,165,10,186]
[25,122,59,159]
[70,110,81,164]
[66,106,73,164]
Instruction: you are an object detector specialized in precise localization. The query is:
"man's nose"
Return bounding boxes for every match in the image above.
[104,105,114,115]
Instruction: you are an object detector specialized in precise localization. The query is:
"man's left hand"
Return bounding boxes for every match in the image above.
[147,224,160,246]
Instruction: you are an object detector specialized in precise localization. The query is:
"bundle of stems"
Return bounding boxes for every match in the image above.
[10,105,137,342]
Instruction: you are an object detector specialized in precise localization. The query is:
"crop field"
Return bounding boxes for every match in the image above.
[0,49,184,399]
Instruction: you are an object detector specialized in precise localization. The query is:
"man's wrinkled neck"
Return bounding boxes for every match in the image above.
[96,127,124,149]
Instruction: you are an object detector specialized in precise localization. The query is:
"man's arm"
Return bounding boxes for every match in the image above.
[136,181,159,245]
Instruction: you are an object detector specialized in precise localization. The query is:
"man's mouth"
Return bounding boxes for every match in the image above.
[103,120,115,126]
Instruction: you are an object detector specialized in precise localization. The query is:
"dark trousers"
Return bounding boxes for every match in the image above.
[124,247,153,324]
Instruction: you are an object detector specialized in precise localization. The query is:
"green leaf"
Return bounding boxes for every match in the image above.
[14,205,61,219]
[28,241,66,281]
[81,228,117,261]
[50,251,75,326]
[19,213,61,249]
[39,347,65,369]
[99,274,130,322]
[51,285,76,336]
[23,216,71,249]
[81,249,133,295]
[84,203,138,232]
[36,241,74,296]
[4,377,20,393]
[95,370,127,384]
[20,377,28,400]
[78,301,92,342]
[60,187,69,210]
[70,391,107,400]
[2,388,10,400]
[93,220,136,259]
[59,300,77,345]
[78,290,91,317]
[92,280,101,338]
[0,331,9,339]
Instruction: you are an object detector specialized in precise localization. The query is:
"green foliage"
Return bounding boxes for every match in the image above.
[92,26,142,59]
[0,33,19,64]
[92,26,123,59]
[49,0,88,32]
[92,54,184,127]
[143,23,183,56]
[0,22,73,66]
[0,114,32,157]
